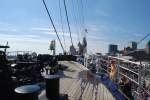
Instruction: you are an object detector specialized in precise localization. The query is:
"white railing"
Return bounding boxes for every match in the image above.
[98,55,150,99]
[7,51,32,56]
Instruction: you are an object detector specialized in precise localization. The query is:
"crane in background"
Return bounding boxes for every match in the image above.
[137,33,150,45]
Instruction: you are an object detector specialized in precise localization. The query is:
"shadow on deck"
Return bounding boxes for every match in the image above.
[39,61,115,100]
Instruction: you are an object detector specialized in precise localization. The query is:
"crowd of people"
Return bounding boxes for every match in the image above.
[89,54,150,99]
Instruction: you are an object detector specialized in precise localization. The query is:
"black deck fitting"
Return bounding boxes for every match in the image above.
[45,75,60,100]
[15,85,40,100]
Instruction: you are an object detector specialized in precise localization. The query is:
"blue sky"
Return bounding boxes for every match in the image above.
[0,0,150,54]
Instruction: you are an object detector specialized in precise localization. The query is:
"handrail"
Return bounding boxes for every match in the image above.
[7,51,32,53]
[119,72,139,85]
[118,89,130,100]
[108,56,140,65]
[118,65,139,75]
[87,55,150,99]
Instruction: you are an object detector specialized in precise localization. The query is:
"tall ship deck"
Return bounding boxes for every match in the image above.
[39,61,115,100]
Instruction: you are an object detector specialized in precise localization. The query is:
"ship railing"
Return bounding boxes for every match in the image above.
[98,55,150,99]
[6,51,32,56]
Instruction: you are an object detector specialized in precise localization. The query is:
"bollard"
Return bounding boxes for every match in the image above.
[45,75,60,100]
[15,85,40,100]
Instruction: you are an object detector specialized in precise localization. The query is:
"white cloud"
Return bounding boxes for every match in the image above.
[87,35,105,41]
[25,35,40,38]
[1,22,142,54]
[44,31,64,36]
[0,28,17,32]
[0,22,17,32]
[87,39,109,54]
[31,27,52,31]
[43,31,79,38]
[86,24,111,34]
[132,32,143,37]
[86,24,109,41]
[0,34,49,43]
[31,27,75,38]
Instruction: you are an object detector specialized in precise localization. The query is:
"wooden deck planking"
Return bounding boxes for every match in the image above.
[81,82,90,100]
[39,61,115,100]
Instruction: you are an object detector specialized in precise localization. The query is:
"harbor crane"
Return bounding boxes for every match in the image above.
[137,33,150,45]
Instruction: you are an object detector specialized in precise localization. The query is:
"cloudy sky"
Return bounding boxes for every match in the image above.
[0,0,150,54]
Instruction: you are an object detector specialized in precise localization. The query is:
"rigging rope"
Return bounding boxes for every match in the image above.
[80,0,85,28]
[42,0,65,53]
[59,0,66,51]
[80,0,86,37]
[71,0,80,42]
[63,0,74,46]
[137,33,150,45]
[76,0,84,39]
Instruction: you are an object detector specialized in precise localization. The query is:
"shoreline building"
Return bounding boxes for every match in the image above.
[108,44,118,55]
